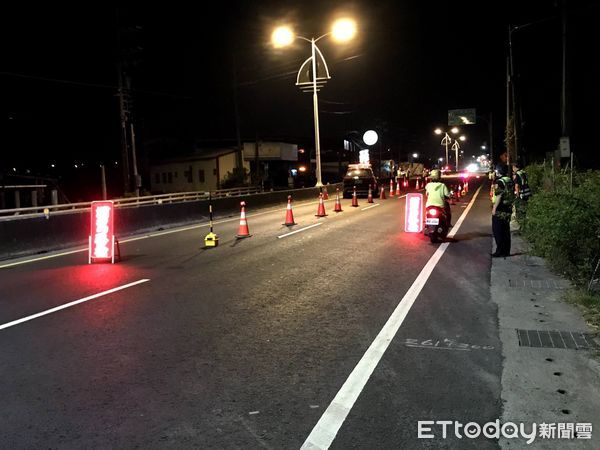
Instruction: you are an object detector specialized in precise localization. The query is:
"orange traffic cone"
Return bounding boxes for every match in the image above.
[352,186,359,207]
[380,186,387,200]
[465,180,469,193]
[396,180,401,194]
[315,193,327,217]
[334,189,343,212]
[367,185,374,203]
[416,178,420,190]
[322,186,329,200]
[403,177,408,188]
[283,195,296,226]
[389,179,395,196]
[236,201,251,238]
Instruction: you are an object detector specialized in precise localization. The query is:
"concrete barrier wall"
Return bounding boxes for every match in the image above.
[0,184,342,261]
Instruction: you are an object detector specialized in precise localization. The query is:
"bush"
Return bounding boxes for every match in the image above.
[522,166,600,286]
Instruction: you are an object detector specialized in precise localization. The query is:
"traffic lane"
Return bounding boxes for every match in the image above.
[0,183,455,330]
[331,182,501,449]
[0,194,361,324]
[0,192,359,273]
[0,188,436,447]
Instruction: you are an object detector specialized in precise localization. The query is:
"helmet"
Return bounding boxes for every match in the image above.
[430,169,441,180]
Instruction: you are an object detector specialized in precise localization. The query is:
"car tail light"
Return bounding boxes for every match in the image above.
[429,208,438,217]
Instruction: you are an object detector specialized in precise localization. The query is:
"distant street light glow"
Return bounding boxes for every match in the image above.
[271,26,294,48]
[298,166,307,172]
[459,135,466,142]
[331,18,357,42]
[451,127,459,134]
[363,130,378,146]
[412,153,418,158]
[434,128,442,135]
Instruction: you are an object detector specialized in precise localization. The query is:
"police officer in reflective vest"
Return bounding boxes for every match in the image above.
[492,164,515,257]
[512,161,531,222]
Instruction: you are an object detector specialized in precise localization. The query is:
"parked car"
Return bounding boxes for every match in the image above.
[343,164,378,198]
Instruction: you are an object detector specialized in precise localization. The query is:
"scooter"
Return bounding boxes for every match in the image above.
[424,205,449,243]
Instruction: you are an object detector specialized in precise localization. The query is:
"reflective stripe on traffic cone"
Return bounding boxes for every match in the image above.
[390,179,395,196]
[316,193,327,217]
[334,188,343,212]
[283,195,296,226]
[380,186,386,199]
[236,201,251,238]
[322,186,329,200]
[367,185,374,203]
[351,186,359,207]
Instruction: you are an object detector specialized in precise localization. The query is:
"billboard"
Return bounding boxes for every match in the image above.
[448,108,476,126]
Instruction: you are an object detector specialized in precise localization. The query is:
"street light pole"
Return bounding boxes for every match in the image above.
[311,38,323,187]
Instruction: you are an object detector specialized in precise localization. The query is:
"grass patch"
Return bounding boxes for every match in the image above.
[564,289,600,331]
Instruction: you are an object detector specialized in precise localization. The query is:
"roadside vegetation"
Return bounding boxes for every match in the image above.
[521,163,600,329]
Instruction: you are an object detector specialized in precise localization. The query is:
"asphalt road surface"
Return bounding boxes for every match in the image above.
[0,176,502,449]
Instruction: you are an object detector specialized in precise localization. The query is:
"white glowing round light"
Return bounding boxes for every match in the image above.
[363,130,378,146]
[272,26,294,48]
[332,18,357,43]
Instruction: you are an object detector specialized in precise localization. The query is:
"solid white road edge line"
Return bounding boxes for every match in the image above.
[0,279,150,331]
[300,184,483,450]
[277,223,323,239]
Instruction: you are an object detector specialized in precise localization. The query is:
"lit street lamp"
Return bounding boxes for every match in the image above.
[272,18,357,187]
[434,127,459,167]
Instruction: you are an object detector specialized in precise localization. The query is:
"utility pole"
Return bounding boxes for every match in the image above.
[560,0,568,137]
[100,165,107,200]
[233,60,244,181]
[508,26,518,165]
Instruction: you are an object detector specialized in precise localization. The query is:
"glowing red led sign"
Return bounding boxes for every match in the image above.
[89,201,115,263]
[405,193,423,233]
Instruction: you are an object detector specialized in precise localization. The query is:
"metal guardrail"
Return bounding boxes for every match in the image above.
[0,186,263,221]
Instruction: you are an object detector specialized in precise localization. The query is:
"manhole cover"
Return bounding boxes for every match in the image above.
[517,329,599,350]
[509,279,570,289]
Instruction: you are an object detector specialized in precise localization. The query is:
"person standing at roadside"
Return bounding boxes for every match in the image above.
[492,164,515,257]
[512,161,531,222]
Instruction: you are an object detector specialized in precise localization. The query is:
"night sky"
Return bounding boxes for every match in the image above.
[1,0,598,186]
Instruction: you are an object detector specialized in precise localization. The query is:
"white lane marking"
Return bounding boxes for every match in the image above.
[0,249,89,269]
[277,223,322,239]
[0,196,336,269]
[300,184,483,450]
[0,279,150,331]
[360,204,380,211]
[397,194,408,200]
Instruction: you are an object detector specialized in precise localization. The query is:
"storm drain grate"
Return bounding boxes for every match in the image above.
[509,279,570,289]
[517,329,599,350]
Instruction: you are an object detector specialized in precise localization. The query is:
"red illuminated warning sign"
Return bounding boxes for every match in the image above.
[405,193,423,233]
[89,201,115,263]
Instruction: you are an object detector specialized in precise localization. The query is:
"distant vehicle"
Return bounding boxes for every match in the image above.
[343,164,378,198]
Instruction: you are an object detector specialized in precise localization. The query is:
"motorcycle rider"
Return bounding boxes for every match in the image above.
[425,169,452,226]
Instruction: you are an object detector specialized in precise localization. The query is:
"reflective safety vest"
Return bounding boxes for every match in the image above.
[516,170,532,199]
[492,176,515,209]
